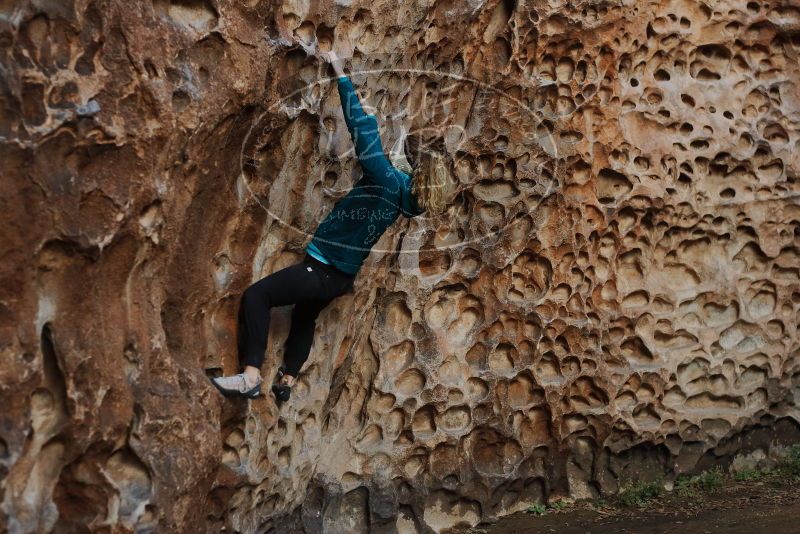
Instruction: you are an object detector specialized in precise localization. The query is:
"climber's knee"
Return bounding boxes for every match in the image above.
[292,301,319,319]
[242,282,271,309]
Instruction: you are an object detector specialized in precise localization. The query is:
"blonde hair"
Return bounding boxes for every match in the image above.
[393,133,450,216]
[410,151,449,215]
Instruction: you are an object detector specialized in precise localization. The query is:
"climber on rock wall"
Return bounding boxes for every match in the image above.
[211,50,454,402]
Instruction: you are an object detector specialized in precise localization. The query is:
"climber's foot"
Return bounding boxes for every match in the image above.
[272,372,294,403]
[210,372,262,399]
[274,364,286,384]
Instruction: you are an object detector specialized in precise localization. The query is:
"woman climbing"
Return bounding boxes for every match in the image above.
[211,50,452,402]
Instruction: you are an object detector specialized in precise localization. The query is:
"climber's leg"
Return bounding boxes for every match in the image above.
[238,260,327,371]
[272,263,354,402]
[215,254,354,398]
[280,255,356,378]
[215,260,328,397]
[282,299,330,378]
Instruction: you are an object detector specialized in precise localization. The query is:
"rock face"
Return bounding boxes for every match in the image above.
[2,0,800,532]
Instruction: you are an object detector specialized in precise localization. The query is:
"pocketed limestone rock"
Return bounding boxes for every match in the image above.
[1,0,799,532]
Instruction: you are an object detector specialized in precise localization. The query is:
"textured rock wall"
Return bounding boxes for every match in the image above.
[2,0,800,532]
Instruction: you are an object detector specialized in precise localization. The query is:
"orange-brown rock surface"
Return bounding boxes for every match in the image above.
[2,0,800,532]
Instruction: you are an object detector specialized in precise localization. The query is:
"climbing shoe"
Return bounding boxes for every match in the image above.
[274,364,286,383]
[210,372,262,399]
[271,365,293,402]
[272,382,292,402]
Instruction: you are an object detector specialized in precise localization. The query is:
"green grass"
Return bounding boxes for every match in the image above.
[675,466,723,499]
[548,499,571,511]
[731,445,800,483]
[776,445,800,477]
[734,468,766,482]
[525,503,547,516]
[616,480,664,508]
[514,446,800,522]
[592,497,611,510]
[523,499,572,517]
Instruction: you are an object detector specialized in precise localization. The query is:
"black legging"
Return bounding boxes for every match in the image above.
[237,253,355,377]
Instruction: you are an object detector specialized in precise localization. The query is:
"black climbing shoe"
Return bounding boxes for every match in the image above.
[271,365,292,402]
[275,364,286,383]
[272,382,291,403]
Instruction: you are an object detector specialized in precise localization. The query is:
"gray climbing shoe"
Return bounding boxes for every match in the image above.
[210,372,262,399]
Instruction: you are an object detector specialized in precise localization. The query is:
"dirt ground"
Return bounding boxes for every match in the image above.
[456,478,800,534]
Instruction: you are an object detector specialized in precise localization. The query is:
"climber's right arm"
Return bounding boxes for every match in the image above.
[337,77,393,181]
[337,74,368,130]
[325,50,363,126]
[322,50,395,187]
